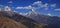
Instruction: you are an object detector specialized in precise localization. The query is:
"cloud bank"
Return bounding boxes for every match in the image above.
[16,1,56,10]
[15,1,58,16]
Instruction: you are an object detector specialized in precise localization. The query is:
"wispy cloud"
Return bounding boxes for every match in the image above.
[15,1,58,16]
[32,1,49,10]
[16,1,43,10]
[32,1,42,5]
[8,1,13,3]
[55,9,60,11]
[19,13,28,16]
[16,1,56,10]
[50,4,56,8]
[16,5,32,9]
[33,1,57,10]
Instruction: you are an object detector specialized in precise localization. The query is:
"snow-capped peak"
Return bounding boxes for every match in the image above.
[0,6,11,11]
[30,9,37,14]
[31,9,35,12]
[26,9,38,16]
[4,6,11,11]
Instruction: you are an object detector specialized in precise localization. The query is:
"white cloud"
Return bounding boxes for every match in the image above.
[33,1,42,5]
[32,1,43,8]
[44,3,48,7]
[15,1,43,10]
[16,7,23,9]
[16,1,56,11]
[16,6,28,9]
[50,4,56,8]
[13,1,60,16]
[19,13,28,16]
[55,9,60,11]
[15,1,57,14]
[16,5,33,9]
[32,1,49,10]
[44,3,49,10]
[32,1,57,10]
[8,1,13,3]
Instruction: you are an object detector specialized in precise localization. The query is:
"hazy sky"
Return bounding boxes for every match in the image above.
[0,0,60,16]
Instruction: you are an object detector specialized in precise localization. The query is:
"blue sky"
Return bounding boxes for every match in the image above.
[0,0,60,16]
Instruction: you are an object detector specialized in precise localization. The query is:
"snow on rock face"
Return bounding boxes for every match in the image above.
[0,6,14,16]
[4,6,11,11]
[0,6,11,11]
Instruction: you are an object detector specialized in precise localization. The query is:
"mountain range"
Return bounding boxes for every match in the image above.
[0,8,47,28]
[0,7,60,28]
[26,10,60,28]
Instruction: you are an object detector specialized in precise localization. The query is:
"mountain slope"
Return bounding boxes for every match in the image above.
[0,14,27,28]
[0,6,60,28]
[0,11,47,28]
[26,11,60,28]
[0,10,60,28]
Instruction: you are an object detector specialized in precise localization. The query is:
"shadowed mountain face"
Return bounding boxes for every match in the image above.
[26,11,60,28]
[0,11,47,28]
